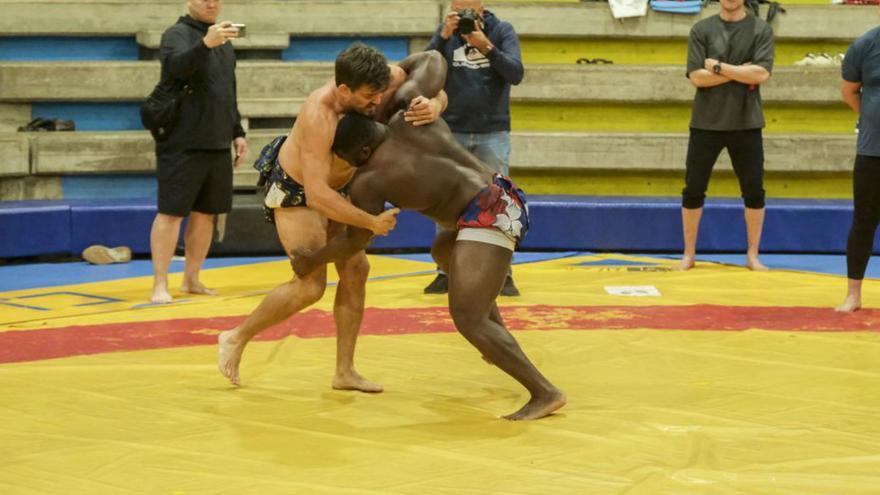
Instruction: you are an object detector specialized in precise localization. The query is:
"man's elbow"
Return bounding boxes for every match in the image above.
[304,190,332,214]
[510,66,525,86]
[755,69,771,85]
[687,73,705,88]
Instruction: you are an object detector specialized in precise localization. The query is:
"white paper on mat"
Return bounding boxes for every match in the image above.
[604,285,661,297]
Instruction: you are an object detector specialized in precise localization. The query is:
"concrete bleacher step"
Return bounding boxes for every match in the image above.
[497,3,869,40]
[0,62,846,105]
[0,195,871,259]
[0,134,28,177]
[136,31,292,51]
[0,2,864,41]
[0,0,441,37]
[20,131,855,183]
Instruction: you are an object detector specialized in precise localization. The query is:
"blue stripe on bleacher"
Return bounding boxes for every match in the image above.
[32,102,143,131]
[0,37,139,61]
[61,175,156,200]
[282,37,409,62]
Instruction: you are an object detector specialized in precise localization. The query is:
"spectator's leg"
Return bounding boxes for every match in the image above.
[680,128,725,271]
[181,211,216,294]
[838,155,880,312]
[150,213,183,304]
[184,150,233,294]
[728,129,767,271]
[151,150,207,303]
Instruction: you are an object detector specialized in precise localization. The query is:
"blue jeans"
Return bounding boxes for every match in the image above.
[451,131,511,176]
[436,131,513,276]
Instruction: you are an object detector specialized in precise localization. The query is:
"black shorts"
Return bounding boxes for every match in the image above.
[156,149,233,217]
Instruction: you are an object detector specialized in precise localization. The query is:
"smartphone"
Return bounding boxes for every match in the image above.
[231,23,247,38]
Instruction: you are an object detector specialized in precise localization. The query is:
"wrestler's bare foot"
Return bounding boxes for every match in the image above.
[332,370,384,393]
[182,280,218,296]
[835,294,862,313]
[746,256,769,271]
[482,354,494,365]
[218,330,245,386]
[503,389,567,421]
[151,282,173,304]
[676,255,696,271]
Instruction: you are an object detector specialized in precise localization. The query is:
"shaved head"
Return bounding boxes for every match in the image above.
[451,0,483,12]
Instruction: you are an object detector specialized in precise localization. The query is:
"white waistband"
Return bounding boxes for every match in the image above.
[456,227,516,251]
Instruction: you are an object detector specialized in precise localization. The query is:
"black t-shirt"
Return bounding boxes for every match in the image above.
[687,14,774,131]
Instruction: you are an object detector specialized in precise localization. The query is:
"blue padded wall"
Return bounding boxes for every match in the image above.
[0,37,139,61]
[32,102,143,131]
[0,202,71,258]
[282,37,409,61]
[69,200,156,254]
[2,196,878,259]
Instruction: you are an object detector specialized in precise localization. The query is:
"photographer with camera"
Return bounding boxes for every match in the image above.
[147,0,247,304]
[423,0,524,296]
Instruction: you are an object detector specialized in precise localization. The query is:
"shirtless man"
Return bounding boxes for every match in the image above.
[291,109,567,420]
[217,44,448,391]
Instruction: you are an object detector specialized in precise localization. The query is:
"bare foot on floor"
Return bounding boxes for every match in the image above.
[182,281,218,296]
[503,390,567,421]
[332,371,384,393]
[746,257,769,271]
[835,295,861,313]
[676,255,696,271]
[151,285,173,304]
[218,330,245,386]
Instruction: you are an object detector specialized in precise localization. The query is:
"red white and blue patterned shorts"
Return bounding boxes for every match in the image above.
[456,174,530,251]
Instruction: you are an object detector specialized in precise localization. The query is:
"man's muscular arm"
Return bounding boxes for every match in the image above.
[377,51,448,124]
[291,105,397,235]
[292,175,387,276]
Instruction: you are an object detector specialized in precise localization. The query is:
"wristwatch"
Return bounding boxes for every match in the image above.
[712,62,722,74]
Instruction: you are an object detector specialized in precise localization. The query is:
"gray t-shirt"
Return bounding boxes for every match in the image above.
[687,14,774,131]
[843,26,880,157]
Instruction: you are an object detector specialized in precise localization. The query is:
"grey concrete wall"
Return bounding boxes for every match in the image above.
[31,132,154,174]
[517,65,843,104]
[0,62,845,105]
[0,1,440,36]
[28,130,858,176]
[0,176,62,200]
[0,134,30,177]
[0,104,30,132]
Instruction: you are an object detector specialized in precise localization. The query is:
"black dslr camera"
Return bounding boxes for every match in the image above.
[456,8,478,35]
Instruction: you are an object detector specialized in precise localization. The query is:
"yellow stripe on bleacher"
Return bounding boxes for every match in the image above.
[520,38,852,66]
[511,102,858,134]
[511,169,853,199]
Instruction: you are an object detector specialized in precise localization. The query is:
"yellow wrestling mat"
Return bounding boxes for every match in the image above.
[2,253,880,494]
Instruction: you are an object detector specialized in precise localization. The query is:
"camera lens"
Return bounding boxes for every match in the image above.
[456,9,477,35]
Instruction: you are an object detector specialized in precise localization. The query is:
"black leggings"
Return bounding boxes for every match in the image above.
[682,128,766,209]
[846,155,880,280]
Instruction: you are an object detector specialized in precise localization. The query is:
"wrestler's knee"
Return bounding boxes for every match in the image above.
[298,276,327,306]
[339,254,370,286]
[450,300,483,336]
